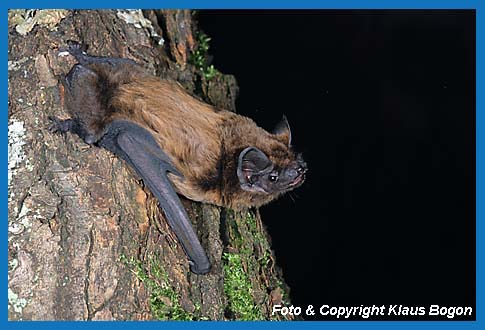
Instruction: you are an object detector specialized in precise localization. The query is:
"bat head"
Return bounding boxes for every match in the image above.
[236,116,307,198]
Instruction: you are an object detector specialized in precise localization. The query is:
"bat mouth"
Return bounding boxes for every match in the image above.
[289,172,305,188]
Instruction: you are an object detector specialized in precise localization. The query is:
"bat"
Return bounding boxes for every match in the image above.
[50,41,307,274]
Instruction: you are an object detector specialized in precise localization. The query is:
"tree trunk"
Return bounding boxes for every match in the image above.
[8,9,293,321]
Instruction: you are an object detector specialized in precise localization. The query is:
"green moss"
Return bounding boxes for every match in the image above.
[245,211,265,244]
[245,211,256,230]
[258,249,271,268]
[241,211,272,269]
[119,254,198,320]
[222,209,292,319]
[223,252,263,320]
[225,209,244,248]
[189,31,219,80]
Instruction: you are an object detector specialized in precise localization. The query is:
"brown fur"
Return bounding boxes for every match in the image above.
[65,60,303,210]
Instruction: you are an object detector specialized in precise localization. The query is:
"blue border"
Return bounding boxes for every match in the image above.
[2,0,482,9]
[3,1,482,329]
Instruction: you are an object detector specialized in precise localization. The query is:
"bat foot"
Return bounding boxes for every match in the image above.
[61,40,88,56]
[48,116,73,134]
[59,40,93,66]
[49,116,98,145]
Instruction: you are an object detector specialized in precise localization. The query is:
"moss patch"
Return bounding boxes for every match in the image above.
[189,31,219,81]
[223,252,263,320]
[222,209,296,320]
[120,254,198,320]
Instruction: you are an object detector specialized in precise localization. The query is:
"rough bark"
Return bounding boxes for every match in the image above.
[8,10,293,321]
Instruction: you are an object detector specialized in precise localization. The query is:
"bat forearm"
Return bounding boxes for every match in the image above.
[100,121,211,274]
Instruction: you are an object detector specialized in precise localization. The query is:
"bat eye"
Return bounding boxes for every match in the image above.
[269,174,278,182]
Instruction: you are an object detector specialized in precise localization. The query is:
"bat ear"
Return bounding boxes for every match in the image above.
[238,147,273,174]
[237,147,273,192]
[272,114,292,146]
[237,147,273,175]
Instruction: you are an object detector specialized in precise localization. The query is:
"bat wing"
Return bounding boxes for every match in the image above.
[99,120,211,274]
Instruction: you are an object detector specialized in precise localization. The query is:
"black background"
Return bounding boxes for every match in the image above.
[197,10,475,320]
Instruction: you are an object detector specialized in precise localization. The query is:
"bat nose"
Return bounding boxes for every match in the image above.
[287,168,299,179]
[298,160,308,173]
[287,163,307,180]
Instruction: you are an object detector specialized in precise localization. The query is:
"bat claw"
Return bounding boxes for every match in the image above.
[189,260,211,275]
[63,40,88,54]
[48,116,73,134]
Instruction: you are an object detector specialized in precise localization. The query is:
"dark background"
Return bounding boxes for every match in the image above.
[197,10,475,320]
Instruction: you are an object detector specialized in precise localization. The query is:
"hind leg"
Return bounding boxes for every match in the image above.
[48,116,98,145]
[48,117,75,134]
[62,40,143,83]
[52,64,104,144]
[64,40,136,66]
[62,62,97,92]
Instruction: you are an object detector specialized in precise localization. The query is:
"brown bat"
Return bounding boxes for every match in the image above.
[50,41,307,274]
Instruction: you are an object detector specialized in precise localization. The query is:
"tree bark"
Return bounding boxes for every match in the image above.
[8,10,293,321]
